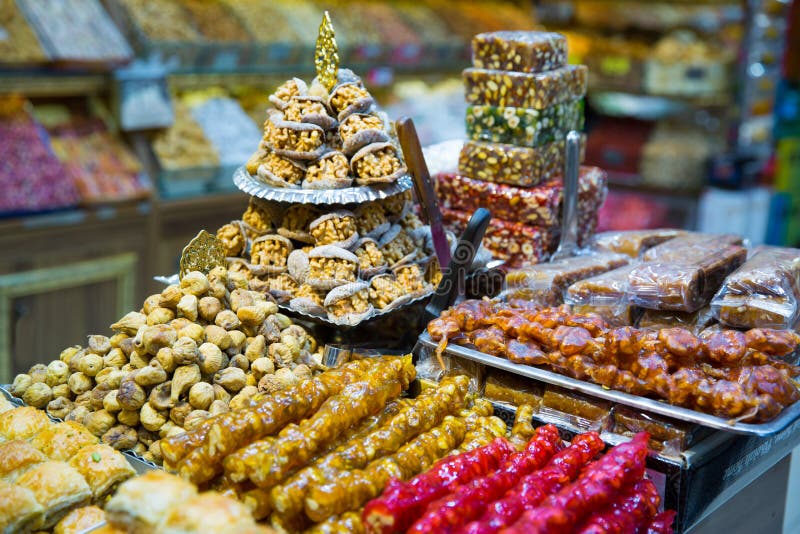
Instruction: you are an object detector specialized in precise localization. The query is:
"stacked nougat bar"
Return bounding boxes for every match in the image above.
[435,31,606,267]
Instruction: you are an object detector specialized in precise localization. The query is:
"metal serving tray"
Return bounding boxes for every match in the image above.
[417,332,800,436]
[233,165,413,205]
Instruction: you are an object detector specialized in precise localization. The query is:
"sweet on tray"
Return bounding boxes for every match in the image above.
[505,252,630,305]
[458,136,586,187]
[711,246,800,329]
[629,234,748,312]
[465,100,584,147]
[471,31,568,73]
[428,298,800,423]
[593,229,686,258]
[566,264,639,326]
[463,65,588,109]
[484,370,543,408]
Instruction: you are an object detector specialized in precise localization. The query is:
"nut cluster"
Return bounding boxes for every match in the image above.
[251,236,292,268]
[369,276,405,309]
[381,230,416,265]
[10,268,321,464]
[217,223,246,257]
[272,125,324,153]
[242,199,273,233]
[395,263,429,294]
[310,215,357,246]
[305,152,349,184]
[356,241,385,271]
[339,114,384,142]
[328,288,371,317]
[330,84,371,115]
[356,204,388,235]
[262,151,305,185]
[284,99,328,122]
[352,146,403,180]
[309,257,357,284]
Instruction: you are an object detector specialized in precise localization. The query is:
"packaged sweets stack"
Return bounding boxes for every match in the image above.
[435,31,602,267]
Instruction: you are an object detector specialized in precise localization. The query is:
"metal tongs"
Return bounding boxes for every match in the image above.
[396,117,452,269]
[551,131,583,261]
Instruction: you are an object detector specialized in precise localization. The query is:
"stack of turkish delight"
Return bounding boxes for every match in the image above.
[435,31,606,267]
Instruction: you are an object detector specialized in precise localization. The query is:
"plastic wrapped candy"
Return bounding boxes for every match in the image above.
[463,65,588,109]
[628,234,747,312]
[458,136,586,188]
[465,100,584,147]
[566,265,639,327]
[593,229,686,258]
[471,31,568,73]
[505,252,630,305]
[711,246,800,329]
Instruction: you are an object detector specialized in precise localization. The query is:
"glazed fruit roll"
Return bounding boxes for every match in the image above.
[645,510,677,533]
[229,357,416,488]
[407,425,564,533]
[462,432,605,534]
[362,437,516,534]
[471,31,568,73]
[463,65,588,109]
[576,478,660,534]
[270,376,470,521]
[166,358,379,483]
[304,415,468,522]
[458,136,586,188]
[503,432,649,533]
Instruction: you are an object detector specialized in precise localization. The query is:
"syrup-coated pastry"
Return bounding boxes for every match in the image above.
[15,461,92,529]
[0,481,44,534]
[30,421,98,461]
[69,445,135,500]
[0,406,51,441]
[0,439,47,483]
[105,471,197,533]
[157,492,272,534]
[53,505,106,534]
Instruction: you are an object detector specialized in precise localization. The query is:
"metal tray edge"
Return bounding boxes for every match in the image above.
[417,333,800,436]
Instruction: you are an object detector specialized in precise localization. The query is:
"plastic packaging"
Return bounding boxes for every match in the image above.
[504,252,630,305]
[463,65,589,109]
[484,370,543,408]
[711,246,800,329]
[539,385,611,432]
[566,265,639,326]
[593,229,686,258]
[458,136,586,187]
[465,100,584,147]
[637,306,715,334]
[436,166,607,230]
[471,31,568,73]
[610,406,702,456]
[441,207,553,267]
[629,234,747,312]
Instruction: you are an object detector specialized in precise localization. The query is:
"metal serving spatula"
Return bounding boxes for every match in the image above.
[551,131,583,261]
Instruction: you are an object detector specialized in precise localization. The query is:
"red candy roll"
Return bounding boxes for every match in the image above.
[462,432,604,534]
[576,479,661,534]
[646,510,677,534]
[408,425,563,534]
[501,432,650,534]
[362,437,515,534]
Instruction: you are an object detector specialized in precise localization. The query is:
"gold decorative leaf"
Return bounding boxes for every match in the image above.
[179,230,226,279]
[315,11,339,92]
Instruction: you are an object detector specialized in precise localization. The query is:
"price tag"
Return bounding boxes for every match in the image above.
[601,56,631,77]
